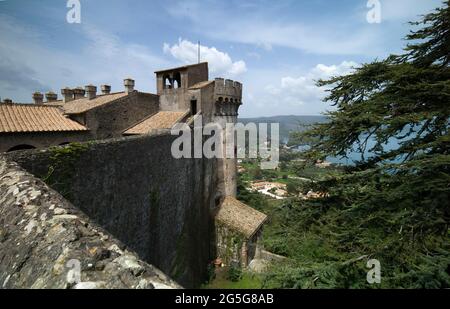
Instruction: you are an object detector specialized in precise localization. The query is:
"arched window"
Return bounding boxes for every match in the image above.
[163,75,172,89]
[173,72,181,89]
[7,144,36,152]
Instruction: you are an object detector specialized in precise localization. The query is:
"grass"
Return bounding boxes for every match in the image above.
[202,268,264,289]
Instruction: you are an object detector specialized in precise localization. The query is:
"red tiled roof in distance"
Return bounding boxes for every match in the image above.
[62,92,128,115]
[0,103,88,133]
[215,196,268,238]
[123,110,189,135]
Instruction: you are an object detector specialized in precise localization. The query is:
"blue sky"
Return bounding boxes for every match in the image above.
[0,0,442,117]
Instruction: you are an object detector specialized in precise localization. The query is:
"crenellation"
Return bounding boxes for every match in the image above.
[213,77,242,104]
[214,77,225,84]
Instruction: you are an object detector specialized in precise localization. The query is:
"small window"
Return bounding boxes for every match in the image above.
[190,100,197,115]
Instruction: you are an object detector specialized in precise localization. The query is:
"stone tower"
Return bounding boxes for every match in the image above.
[153,63,243,199]
[212,78,243,198]
[154,62,209,112]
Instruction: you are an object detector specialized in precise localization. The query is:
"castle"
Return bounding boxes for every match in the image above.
[0,63,267,288]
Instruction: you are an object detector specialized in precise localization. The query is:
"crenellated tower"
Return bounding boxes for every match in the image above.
[212,78,243,198]
[153,63,243,200]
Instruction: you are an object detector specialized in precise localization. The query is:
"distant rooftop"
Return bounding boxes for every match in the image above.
[215,196,268,238]
[0,103,88,133]
[62,92,128,115]
[123,110,188,135]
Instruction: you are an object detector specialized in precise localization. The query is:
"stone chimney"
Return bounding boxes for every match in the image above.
[61,88,74,103]
[101,84,111,95]
[32,92,44,105]
[124,78,135,94]
[85,85,97,100]
[3,98,12,104]
[46,91,58,102]
[73,87,85,100]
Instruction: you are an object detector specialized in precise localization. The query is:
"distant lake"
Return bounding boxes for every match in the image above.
[295,134,405,166]
[239,115,417,166]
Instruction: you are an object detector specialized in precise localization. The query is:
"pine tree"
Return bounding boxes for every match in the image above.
[265,1,450,288]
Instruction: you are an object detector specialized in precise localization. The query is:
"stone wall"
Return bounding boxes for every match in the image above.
[5,131,217,288]
[0,158,180,289]
[81,92,160,139]
[0,131,90,153]
[159,88,190,112]
[186,63,209,88]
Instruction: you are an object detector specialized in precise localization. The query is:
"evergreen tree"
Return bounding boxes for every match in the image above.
[265,1,450,288]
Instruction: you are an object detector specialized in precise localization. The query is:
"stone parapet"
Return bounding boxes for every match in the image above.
[0,156,181,289]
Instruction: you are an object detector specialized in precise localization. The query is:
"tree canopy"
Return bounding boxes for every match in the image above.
[265,1,450,288]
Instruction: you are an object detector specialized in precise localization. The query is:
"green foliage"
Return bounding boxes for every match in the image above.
[43,142,90,199]
[263,2,450,289]
[227,264,243,282]
[251,166,263,180]
[237,177,269,212]
[203,271,263,289]
[286,182,299,195]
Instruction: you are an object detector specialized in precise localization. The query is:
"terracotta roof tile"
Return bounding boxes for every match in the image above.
[62,92,128,115]
[189,80,214,90]
[215,197,268,238]
[0,104,88,133]
[123,110,188,135]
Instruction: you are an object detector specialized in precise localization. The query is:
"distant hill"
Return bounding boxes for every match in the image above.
[238,115,328,142]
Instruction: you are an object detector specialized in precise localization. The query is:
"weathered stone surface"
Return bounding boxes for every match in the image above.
[248,259,269,274]
[5,132,216,288]
[0,158,181,289]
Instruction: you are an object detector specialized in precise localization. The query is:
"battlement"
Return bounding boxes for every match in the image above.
[214,78,242,102]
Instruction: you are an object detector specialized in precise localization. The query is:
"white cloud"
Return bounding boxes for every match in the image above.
[0,15,169,102]
[241,61,358,116]
[166,1,383,56]
[272,61,357,97]
[311,61,358,79]
[166,0,442,57]
[163,39,247,76]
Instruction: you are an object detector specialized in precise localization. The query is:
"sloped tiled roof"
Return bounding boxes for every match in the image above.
[123,110,189,135]
[189,80,214,90]
[154,62,208,74]
[215,197,268,238]
[62,92,128,115]
[0,104,88,133]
